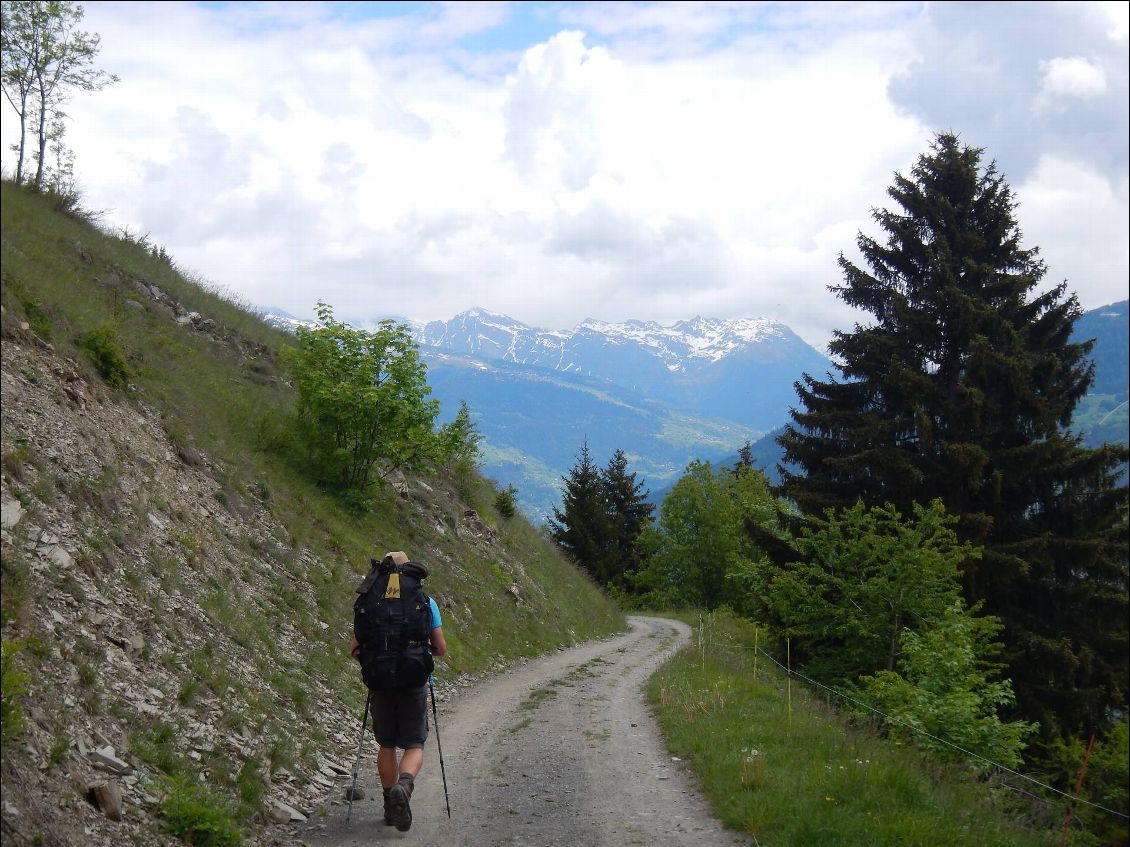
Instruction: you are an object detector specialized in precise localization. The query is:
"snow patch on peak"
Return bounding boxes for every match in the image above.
[412,309,801,374]
[458,307,537,332]
[574,316,787,367]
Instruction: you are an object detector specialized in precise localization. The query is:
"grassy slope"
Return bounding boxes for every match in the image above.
[1,181,624,841]
[1,181,623,669]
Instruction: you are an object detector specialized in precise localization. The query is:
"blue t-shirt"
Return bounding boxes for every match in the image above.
[428,597,442,630]
[427,597,443,683]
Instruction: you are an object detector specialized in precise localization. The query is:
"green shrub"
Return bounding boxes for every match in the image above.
[266,736,293,777]
[282,301,441,492]
[495,484,519,519]
[48,732,71,767]
[177,678,203,705]
[20,297,53,339]
[1,444,32,484]
[131,721,184,776]
[763,500,977,686]
[79,325,131,389]
[860,600,1035,771]
[1,547,31,627]
[235,758,266,816]
[1045,719,1129,846]
[160,775,244,847]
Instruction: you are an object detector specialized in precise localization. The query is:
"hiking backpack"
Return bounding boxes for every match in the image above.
[353,558,435,691]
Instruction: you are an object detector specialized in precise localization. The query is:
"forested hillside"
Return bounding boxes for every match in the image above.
[1072,299,1129,448]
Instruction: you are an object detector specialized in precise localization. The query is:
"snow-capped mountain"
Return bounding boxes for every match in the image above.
[580,316,789,368]
[259,306,316,334]
[413,308,831,434]
[416,308,808,377]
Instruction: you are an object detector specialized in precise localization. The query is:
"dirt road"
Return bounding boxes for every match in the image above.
[298,615,746,846]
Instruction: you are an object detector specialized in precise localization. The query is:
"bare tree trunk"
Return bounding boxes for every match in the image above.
[34,92,47,189]
[887,610,901,671]
[15,97,27,183]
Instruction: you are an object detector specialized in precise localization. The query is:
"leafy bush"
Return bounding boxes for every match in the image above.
[79,324,131,389]
[282,301,441,493]
[860,600,1035,771]
[160,775,244,847]
[634,460,780,609]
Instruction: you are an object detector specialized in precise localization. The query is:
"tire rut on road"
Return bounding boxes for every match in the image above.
[299,616,747,846]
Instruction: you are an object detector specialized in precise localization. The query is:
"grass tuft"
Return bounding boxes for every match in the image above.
[160,775,244,847]
[1,639,30,745]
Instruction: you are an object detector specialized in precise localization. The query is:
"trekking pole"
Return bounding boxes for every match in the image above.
[346,691,371,823]
[429,679,452,819]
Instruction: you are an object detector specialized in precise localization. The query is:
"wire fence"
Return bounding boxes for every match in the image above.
[696,629,1128,822]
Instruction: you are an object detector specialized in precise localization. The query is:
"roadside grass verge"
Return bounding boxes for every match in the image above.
[647,611,1050,847]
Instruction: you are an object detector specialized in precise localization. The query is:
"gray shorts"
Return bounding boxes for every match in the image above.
[370,686,429,749]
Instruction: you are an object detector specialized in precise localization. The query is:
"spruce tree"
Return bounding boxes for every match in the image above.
[548,442,610,581]
[601,449,655,588]
[778,133,1129,747]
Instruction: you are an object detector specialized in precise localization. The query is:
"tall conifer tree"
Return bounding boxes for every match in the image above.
[601,448,655,588]
[549,442,610,581]
[778,133,1128,746]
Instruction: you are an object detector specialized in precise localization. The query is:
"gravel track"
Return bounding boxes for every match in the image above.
[299,615,747,846]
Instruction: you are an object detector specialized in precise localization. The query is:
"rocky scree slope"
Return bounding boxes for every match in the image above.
[0,324,467,844]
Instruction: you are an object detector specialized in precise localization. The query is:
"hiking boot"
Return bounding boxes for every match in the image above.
[388,780,413,832]
[382,788,394,826]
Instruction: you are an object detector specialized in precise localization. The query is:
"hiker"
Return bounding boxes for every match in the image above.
[351,550,447,832]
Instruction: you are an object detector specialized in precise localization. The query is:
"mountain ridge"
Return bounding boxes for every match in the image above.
[415,307,805,374]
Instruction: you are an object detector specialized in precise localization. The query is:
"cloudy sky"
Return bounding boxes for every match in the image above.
[4,1,1127,351]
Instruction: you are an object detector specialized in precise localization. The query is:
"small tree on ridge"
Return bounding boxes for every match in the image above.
[1,0,117,188]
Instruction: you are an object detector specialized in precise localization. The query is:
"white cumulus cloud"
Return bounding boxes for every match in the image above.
[1,1,1125,353]
[1034,56,1107,113]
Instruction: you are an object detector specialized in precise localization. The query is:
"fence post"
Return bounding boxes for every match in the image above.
[1058,733,1096,846]
[699,615,706,670]
[786,637,792,722]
